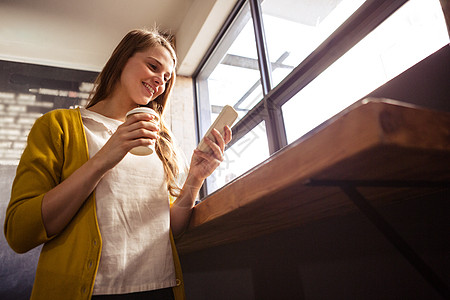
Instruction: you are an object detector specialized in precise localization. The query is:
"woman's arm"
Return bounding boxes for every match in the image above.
[169,174,203,238]
[42,112,160,236]
[170,127,232,237]
[41,154,107,237]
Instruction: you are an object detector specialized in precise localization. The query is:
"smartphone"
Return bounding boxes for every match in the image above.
[197,105,238,153]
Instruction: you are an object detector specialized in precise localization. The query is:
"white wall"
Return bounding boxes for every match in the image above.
[165,76,197,164]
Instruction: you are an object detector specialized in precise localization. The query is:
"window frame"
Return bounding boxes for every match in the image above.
[193,0,420,197]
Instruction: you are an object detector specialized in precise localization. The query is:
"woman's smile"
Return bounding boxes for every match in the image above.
[142,81,155,97]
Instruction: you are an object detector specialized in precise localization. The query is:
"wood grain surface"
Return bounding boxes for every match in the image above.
[176,98,450,253]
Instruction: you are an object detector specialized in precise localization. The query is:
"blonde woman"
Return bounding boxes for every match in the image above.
[4,29,231,300]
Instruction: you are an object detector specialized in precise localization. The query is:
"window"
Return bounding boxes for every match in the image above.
[195,2,271,195]
[261,0,366,89]
[194,0,449,197]
[209,121,269,193]
[282,0,449,142]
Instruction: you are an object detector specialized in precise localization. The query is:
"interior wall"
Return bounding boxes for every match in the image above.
[165,75,197,164]
[0,165,41,300]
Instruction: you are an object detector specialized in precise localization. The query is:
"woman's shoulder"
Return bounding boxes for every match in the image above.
[36,107,82,126]
[41,107,80,118]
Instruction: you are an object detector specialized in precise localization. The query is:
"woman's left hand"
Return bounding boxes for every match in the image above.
[171,126,232,236]
[188,126,232,182]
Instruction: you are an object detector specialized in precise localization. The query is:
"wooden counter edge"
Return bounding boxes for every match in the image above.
[175,99,450,251]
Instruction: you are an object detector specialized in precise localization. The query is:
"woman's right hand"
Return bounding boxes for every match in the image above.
[41,112,159,237]
[92,112,160,171]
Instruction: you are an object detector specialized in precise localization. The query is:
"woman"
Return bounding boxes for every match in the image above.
[4,29,231,300]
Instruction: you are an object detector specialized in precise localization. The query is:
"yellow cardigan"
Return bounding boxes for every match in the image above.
[4,108,185,300]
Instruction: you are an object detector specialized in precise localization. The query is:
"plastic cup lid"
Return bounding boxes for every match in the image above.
[126,107,158,118]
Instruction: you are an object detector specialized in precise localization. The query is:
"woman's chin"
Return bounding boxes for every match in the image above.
[134,98,152,106]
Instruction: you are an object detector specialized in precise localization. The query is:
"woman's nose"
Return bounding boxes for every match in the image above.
[153,74,164,86]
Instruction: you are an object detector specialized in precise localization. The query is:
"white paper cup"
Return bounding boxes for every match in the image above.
[125,107,159,155]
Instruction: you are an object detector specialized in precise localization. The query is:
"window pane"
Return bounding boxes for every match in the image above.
[261,0,366,88]
[197,4,262,140]
[197,4,272,196]
[206,121,270,195]
[282,0,449,143]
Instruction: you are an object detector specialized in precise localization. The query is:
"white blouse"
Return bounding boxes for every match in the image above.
[80,108,176,295]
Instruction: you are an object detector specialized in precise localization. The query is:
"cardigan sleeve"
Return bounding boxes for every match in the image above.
[4,113,64,253]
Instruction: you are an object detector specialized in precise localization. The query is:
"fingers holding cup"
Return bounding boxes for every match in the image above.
[125,107,160,155]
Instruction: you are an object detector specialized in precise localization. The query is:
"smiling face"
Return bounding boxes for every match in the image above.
[117,45,175,108]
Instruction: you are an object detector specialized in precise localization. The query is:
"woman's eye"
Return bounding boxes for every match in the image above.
[148,64,157,70]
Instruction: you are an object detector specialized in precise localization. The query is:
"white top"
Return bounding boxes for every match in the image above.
[80,108,176,295]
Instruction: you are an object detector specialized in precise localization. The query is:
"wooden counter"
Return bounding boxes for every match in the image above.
[176,98,450,254]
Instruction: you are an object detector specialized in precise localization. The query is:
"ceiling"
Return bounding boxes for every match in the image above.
[0,0,238,76]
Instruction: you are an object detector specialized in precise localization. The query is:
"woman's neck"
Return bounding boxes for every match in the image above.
[87,97,138,122]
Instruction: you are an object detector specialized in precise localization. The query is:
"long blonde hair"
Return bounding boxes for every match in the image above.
[86,29,181,196]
